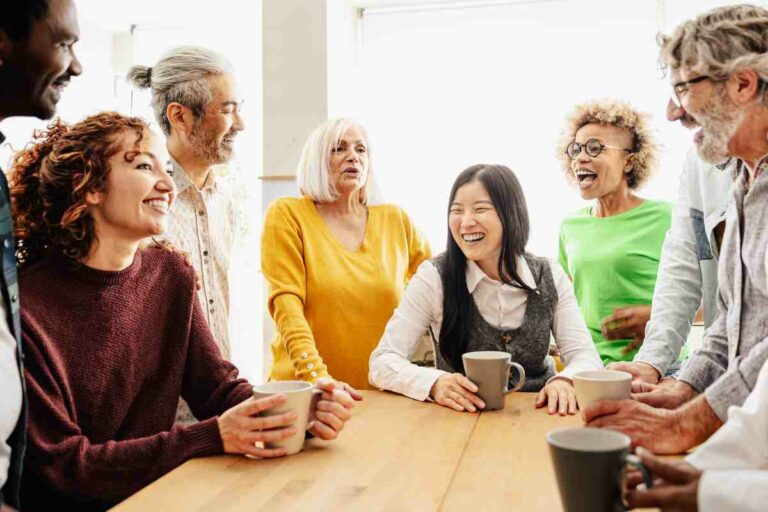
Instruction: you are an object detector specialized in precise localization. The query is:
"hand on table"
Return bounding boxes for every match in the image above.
[535,378,577,415]
[608,361,661,385]
[307,379,358,441]
[218,394,297,458]
[633,380,696,410]
[583,399,687,454]
[430,373,485,412]
[625,447,701,511]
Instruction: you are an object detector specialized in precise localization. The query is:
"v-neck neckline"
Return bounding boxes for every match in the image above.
[307,197,372,255]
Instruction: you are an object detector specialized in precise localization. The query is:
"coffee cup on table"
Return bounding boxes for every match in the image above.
[462,351,525,410]
[252,381,322,455]
[547,427,653,512]
[573,370,631,411]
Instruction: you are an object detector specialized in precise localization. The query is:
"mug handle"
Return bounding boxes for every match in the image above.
[624,453,654,488]
[504,362,526,394]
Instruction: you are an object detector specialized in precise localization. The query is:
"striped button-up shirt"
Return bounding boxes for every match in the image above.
[165,160,238,360]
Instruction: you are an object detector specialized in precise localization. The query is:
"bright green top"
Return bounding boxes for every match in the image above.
[558,199,673,364]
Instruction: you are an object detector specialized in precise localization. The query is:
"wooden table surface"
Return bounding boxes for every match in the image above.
[111,391,656,512]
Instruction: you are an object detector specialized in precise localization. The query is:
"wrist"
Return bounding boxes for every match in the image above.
[634,361,662,381]
[673,380,698,402]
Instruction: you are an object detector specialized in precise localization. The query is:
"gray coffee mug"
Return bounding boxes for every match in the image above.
[547,427,653,512]
[462,351,525,410]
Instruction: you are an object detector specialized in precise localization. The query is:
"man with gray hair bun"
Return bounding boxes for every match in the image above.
[128,46,245,421]
[585,3,768,463]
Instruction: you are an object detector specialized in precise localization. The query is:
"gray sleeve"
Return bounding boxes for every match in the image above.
[635,161,702,374]
[701,338,768,421]
[677,289,729,401]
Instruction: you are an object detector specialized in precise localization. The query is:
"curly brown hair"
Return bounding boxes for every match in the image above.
[557,99,658,190]
[9,112,148,267]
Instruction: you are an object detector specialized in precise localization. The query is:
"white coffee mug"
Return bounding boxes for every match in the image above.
[573,370,631,411]
[252,381,321,455]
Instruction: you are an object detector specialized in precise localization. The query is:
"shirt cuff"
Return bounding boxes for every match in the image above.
[412,367,448,402]
[677,353,725,395]
[702,371,751,422]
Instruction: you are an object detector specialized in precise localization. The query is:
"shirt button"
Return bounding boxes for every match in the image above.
[2,238,9,249]
[209,299,214,305]
[310,371,318,378]
[203,259,209,265]
[11,294,17,303]
[203,250,209,257]
[301,353,308,359]
[198,210,205,216]
[307,363,314,369]
[209,308,215,314]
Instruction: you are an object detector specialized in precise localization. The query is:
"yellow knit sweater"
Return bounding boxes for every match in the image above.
[262,196,431,389]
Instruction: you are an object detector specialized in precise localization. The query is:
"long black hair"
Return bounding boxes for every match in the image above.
[438,164,535,372]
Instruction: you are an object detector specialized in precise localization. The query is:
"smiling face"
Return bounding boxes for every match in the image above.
[188,73,244,165]
[0,0,82,120]
[570,123,634,200]
[449,179,503,273]
[329,125,369,197]
[87,130,176,243]
[670,68,743,164]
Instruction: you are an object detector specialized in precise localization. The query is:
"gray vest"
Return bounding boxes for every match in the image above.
[431,253,558,392]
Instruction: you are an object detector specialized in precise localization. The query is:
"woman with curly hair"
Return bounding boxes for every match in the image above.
[11,112,354,511]
[557,100,673,365]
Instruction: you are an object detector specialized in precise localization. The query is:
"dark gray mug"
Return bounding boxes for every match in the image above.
[462,351,525,410]
[547,427,653,512]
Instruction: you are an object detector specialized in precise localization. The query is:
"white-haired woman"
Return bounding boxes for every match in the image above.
[262,118,431,389]
[557,100,672,365]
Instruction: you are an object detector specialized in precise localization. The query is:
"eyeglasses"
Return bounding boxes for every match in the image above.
[565,139,632,160]
[670,75,718,108]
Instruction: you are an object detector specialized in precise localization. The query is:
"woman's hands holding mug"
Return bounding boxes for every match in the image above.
[430,373,486,412]
[218,394,298,458]
[535,377,578,415]
[307,379,359,440]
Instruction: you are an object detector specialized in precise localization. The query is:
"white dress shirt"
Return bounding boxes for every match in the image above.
[686,359,768,512]
[0,293,21,489]
[369,256,603,400]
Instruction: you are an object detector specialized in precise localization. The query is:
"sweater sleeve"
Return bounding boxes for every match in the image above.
[548,260,604,380]
[22,330,224,505]
[181,275,254,420]
[261,200,329,382]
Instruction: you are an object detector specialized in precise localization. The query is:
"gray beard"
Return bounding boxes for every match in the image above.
[696,92,743,164]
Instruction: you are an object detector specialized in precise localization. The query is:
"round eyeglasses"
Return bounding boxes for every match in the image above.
[565,139,632,160]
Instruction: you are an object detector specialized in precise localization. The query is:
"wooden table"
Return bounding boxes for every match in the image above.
[112,391,654,511]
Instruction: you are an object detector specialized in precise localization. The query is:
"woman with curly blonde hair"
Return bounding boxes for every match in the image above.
[556,100,672,364]
[11,112,354,511]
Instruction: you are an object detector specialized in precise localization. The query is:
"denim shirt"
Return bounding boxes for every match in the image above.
[0,131,25,510]
[635,150,734,376]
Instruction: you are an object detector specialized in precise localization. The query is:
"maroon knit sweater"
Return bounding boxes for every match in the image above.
[18,249,253,511]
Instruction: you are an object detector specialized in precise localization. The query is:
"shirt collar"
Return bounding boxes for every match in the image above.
[171,157,218,194]
[465,256,537,293]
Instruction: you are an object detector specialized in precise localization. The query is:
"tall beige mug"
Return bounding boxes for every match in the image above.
[572,370,632,411]
[463,351,526,410]
[252,381,321,455]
